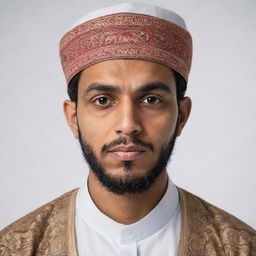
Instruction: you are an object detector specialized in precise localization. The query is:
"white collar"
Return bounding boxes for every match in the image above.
[76,176,179,244]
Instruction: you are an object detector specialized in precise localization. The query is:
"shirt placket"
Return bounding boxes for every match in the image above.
[119,242,137,256]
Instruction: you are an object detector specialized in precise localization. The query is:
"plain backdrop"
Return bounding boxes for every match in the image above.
[0,0,255,230]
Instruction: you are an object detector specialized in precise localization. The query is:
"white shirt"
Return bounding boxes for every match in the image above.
[75,177,180,255]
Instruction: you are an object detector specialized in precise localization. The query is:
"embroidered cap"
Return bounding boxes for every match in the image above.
[59,2,192,84]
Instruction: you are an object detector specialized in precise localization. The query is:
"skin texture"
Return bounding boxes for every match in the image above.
[64,59,191,224]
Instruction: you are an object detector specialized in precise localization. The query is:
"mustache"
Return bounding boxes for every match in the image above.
[102,136,154,153]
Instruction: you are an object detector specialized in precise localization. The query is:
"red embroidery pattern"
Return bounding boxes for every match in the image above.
[60,13,192,84]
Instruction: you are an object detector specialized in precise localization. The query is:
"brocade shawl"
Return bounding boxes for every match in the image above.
[0,188,255,255]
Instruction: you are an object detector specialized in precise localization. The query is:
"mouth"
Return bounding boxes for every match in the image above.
[108,146,146,161]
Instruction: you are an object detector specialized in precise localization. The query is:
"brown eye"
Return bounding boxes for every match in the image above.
[142,96,161,104]
[93,97,112,106]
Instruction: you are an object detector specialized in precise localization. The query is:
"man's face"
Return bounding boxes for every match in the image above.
[64,59,190,194]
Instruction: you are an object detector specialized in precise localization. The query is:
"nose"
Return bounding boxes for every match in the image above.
[115,99,142,136]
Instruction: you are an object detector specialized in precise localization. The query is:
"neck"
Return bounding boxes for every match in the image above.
[87,170,168,224]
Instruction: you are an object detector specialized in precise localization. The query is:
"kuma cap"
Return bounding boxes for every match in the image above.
[59,2,192,84]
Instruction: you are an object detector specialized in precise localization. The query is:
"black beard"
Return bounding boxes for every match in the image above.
[77,125,178,195]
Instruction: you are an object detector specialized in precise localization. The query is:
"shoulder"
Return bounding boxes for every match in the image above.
[0,189,78,256]
[178,188,256,255]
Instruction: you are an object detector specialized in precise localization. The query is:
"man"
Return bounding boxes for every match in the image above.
[0,2,255,255]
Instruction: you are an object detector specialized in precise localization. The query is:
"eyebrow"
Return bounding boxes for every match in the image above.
[82,81,172,97]
[83,83,120,97]
[135,82,172,94]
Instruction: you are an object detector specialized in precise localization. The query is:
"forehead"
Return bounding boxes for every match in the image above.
[78,59,176,92]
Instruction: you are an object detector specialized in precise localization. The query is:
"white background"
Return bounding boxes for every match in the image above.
[0,0,255,230]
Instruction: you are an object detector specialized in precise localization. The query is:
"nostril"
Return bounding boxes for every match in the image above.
[116,129,140,135]
[131,129,139,135]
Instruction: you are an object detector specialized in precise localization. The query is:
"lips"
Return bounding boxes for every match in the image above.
[108,146,146,161]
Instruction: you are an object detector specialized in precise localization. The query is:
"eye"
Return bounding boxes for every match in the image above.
[141,96,161,105]
[93,96,113,106]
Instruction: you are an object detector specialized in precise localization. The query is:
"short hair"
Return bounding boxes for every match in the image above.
[67,69,187,103]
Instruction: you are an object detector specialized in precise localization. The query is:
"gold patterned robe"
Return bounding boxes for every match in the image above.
[0,188,255,256]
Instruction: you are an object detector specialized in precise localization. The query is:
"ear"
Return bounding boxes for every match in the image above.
[177,97,192,136]
[63,100,79,139]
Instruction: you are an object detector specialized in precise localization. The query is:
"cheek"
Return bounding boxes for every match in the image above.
[145,112,177,143]
[78,116,111,148]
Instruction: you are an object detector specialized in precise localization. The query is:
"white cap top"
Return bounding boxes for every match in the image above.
[71,2,187,30]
